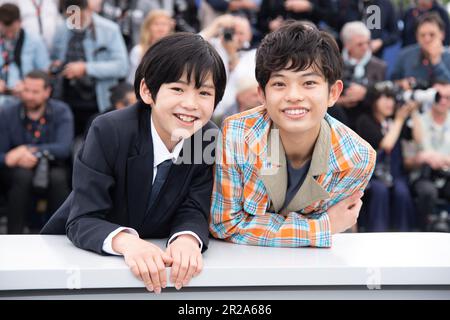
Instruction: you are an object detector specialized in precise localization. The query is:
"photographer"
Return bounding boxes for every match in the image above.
[402,0,450,48]
[0,3,50,107]
[0,70,73,234]
[332,21,386,129]
[404,81,450,230]
[51,0,128,136]
[392,12,450,89]
[356,88,417,232]
[200,14,254,118]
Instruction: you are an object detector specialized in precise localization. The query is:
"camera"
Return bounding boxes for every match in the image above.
[223,27,235,42]
[427,210,450,232]
[49,64,65,76]
[373,161,394,187]
[342,64,369,91]
[32,150,54,195]
[373,80,440,105]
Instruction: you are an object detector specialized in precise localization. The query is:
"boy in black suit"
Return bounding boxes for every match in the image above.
[41,33,227,294]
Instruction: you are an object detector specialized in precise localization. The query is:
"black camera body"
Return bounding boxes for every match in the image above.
[223,27,235,42]
[32,150,54,195]
[342,64,369,92]
[49,64,65,77]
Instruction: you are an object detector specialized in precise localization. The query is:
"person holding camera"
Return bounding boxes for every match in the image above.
[402,0,450,48]
[392,12,450,90]
[404,81,450,230]
[200,14,254,119]
[0,70,73,234]
[51,0,128,136]
[331,21,386,129]
[0,3,50,107]
[356,88,417,232]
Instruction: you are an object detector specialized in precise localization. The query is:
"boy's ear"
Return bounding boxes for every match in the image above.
[140,79,154,106]
[327,80,344,108]
[257,85,266,104]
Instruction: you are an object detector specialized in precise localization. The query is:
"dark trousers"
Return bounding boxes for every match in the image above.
[366,177,416,232]
[0,166,70,234]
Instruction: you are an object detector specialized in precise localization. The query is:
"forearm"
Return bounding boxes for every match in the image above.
[379,119,404,152]
[210,207,332,247]
[66,213,123,254]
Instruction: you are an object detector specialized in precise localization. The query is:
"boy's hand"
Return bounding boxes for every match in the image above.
[166,234,203,290]
[112,232,173,294]
[328,191,364,234]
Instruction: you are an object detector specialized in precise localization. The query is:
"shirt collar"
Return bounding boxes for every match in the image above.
[151,115,184,168]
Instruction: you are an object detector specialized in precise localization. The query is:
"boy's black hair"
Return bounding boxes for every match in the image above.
[25,70,51,88]
[416,12,446,33]
[0,3,20,26]
[61,0,88,12]
[255,21,343,91]
[134,32,227,108]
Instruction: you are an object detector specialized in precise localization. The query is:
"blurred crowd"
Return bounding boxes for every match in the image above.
[0,0,449,234]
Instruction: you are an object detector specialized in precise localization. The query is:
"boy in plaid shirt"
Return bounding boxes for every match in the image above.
[210,21,376,247]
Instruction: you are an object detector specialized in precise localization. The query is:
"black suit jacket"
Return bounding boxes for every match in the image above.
[41,102,218,254]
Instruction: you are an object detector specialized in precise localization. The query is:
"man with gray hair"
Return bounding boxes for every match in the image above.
[331,21,386,129]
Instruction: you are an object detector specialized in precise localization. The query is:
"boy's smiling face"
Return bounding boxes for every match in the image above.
[140,72,216,150]
[260,65,343,137]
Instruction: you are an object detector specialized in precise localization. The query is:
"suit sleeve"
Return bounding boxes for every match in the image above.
[169,163,213,253]
[65,116,124,255]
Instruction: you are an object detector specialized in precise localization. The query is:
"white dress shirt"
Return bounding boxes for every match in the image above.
[102,115,203,255]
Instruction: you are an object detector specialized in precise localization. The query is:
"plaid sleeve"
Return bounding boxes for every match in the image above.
[325,139,377,209]
[209,120,332,248]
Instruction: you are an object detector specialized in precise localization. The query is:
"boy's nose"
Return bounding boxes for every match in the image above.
[285,86,305,103]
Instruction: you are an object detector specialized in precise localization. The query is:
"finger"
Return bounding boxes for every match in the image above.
[145,257,161,294]
[126,259,141,280]
[183,255,198,286]
[343,191,364,206]
[350,199,363,223]
[137,259,153,292]
[175,252,189,290]
[154,254,167,289]
[162,251,174,266]
[194,254,203,277]
[170,249,181,288]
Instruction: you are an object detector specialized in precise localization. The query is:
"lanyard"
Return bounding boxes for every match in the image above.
[0,37,15,81]
[30,0,44,35]
[25,114,47,144]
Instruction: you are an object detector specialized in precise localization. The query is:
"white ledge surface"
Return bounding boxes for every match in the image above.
[1,233,450,291]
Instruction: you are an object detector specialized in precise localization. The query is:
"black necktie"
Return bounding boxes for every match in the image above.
[148,159,172,209]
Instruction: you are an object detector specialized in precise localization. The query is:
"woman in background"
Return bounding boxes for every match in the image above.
[356,88,417,232]
[127,9,174,84]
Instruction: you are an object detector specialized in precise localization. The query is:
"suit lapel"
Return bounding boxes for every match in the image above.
[127,105,154,229]
[259,126,287,213]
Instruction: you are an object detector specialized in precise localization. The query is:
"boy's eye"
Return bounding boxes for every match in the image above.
[271,82,285,87]
[200,91,213,96]
[304,81,317,87]
[171,87,184,92]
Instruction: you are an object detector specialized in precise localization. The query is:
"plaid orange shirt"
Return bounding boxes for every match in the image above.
[210,106,376,247]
